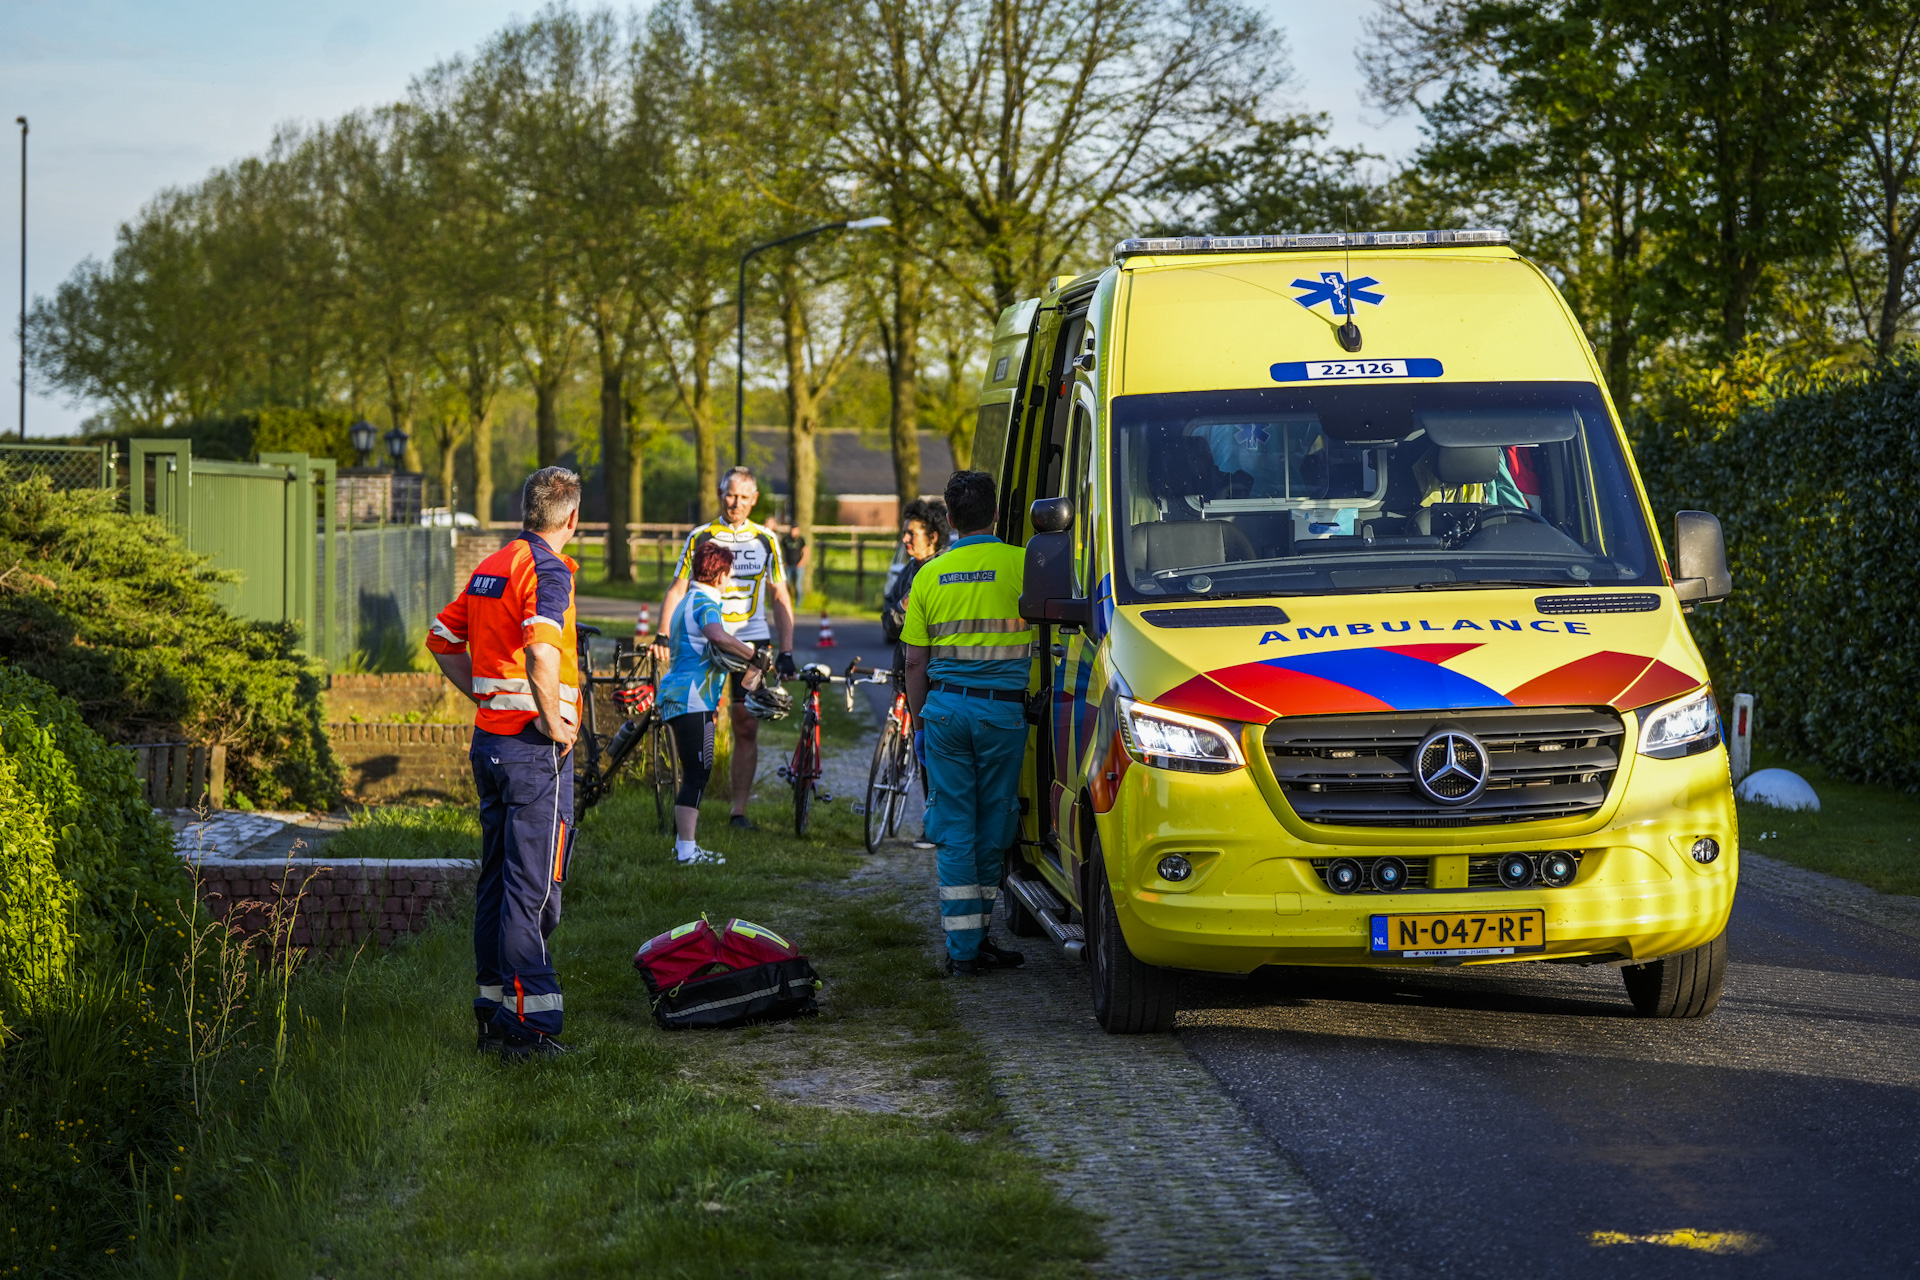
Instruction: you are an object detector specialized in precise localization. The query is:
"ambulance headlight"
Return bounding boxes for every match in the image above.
[1117,697,1244,773]
[1638,686,1720,759]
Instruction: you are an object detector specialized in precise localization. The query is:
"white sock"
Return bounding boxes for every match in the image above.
[675,839,696,859]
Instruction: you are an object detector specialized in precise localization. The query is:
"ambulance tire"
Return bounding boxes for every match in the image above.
[1002,866,1044,938]
[1089,841,1176,1034]
[1621,933,1726,1019]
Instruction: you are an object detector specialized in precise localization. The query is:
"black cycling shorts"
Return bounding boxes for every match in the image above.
[669,711,715,809]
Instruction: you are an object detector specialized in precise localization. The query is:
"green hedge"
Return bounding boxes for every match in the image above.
[0,474,341,808]
[1631,352,1920,791]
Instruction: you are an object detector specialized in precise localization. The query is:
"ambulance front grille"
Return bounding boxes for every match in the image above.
[1266,707,1624,828]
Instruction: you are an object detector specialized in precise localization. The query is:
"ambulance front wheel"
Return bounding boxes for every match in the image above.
[1621,933,1727,1018]
[1089,838,1176,1034]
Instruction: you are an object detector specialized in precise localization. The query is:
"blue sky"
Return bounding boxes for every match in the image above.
[1,1,1422,437]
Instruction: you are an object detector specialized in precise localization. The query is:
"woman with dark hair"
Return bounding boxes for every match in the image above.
[655,539,757,865]
[882,497,949,665]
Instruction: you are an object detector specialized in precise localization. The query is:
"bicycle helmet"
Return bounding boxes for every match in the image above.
[615,680,656,718]
[743,685,793,721]
[710,643,752,674]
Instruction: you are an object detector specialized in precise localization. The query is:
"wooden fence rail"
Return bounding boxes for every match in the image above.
[118,742,227,810]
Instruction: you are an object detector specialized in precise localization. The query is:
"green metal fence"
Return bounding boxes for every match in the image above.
[0,441,116,490]
[130,440,337,658]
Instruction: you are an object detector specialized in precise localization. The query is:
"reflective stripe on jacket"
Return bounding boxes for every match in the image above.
[899,534,1035,692]
[427,532,580,735]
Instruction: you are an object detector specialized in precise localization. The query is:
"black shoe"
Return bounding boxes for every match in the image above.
[499,1032,574,1062]
[976,936,1026,970]
[729,814,757,831]
[476,1009,504,1054]
[944,956,982,978]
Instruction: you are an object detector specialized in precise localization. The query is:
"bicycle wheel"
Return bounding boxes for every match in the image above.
[650,718,679,833]
[884,725,914,839]
[864,719,902,854]
[793,717,817,837]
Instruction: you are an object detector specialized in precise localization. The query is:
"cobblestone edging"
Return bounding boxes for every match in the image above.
[822,697,1366,1280]
[187,855,477,954]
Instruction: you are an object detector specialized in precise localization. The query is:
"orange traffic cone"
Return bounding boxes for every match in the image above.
[817,609,836,649]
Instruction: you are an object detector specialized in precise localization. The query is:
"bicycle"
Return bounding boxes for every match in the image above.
[775,659,860,837]
[572,625,675,826]
[844,662,918,854]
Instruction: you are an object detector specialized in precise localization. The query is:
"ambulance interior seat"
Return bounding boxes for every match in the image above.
[1411,445,1500,536]
[1128,432,1255,572]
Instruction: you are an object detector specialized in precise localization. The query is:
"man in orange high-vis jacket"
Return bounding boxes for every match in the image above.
[427,467,582,1061]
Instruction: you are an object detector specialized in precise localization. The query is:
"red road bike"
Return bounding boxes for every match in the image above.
[776,660,857,836]
[844,662,917,854]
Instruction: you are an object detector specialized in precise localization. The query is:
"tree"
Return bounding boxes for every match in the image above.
[1837,2,1920,356]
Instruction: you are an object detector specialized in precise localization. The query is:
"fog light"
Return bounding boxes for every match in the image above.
[1497,853,1536,889]
[1325,857,1363,894]
[1691,837,1720,864]
[1539,850,1579,887]
[1157,854,1193,883]
[1371,856,1409,892]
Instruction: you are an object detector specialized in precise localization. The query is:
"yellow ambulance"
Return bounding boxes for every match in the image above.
[973,230,1737,1033]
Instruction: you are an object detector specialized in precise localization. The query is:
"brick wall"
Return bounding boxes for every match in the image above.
[191,856,476,954]
[454,529,515,584]
[328,721,475,803]
[325,671,466,723]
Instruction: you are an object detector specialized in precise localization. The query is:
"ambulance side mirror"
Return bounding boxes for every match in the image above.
[1021,498,1090,626]
[1672,510,1731,606]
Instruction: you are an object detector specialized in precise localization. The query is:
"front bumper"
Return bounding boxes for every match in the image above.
[1102,731,1737,973]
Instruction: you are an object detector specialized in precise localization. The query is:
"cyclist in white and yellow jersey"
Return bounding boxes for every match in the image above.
[650,466,797,829]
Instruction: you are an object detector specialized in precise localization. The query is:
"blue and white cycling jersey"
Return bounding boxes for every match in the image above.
[655,583,728,719]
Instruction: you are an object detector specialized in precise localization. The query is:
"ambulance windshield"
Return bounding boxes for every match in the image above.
[1110,381,1658,602]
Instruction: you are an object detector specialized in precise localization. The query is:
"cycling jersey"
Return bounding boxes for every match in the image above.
[673,519,785,642]
[428,532,579,736]
[655,583,728,720]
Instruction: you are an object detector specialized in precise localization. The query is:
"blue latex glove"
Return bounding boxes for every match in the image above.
[912,729,926,768]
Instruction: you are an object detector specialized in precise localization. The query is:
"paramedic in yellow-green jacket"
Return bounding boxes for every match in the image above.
[902,471,1032,978]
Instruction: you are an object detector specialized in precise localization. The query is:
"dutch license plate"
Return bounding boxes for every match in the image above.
[1370,909,1546,958]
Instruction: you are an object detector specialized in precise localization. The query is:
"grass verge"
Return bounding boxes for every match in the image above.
[116,698,1098,1277]
[1739,750,1920,896]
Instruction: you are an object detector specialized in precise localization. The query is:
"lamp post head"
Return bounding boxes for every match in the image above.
[383,424,410,469]
[845,216,891,230]
[348,418,377,467]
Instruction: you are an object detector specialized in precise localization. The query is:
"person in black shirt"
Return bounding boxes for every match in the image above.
[882,497,949,670]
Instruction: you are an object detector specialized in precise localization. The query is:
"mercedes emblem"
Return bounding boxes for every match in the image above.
[1414,728,1489,805]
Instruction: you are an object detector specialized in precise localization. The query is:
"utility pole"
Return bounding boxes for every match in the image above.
[15,116,24,442]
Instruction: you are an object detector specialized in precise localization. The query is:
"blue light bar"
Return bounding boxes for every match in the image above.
[1112,228,1510,261]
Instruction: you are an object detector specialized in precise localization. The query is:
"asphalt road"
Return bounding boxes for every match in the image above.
[1178,859,1920,1279]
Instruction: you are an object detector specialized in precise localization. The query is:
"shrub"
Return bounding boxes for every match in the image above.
[0,665,186,971]
[0,752,77,1023]
[1631,349,1920,790]
[0,474,341,808]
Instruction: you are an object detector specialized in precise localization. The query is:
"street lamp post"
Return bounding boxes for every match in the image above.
[734,216,890,466]
[15,116,24,442]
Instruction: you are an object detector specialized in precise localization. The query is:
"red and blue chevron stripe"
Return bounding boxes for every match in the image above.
[1154,643,1698,722]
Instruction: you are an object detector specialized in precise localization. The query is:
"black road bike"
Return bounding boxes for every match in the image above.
[572,625,678,826]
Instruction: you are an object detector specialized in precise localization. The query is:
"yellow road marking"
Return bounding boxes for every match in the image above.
[1589,1229,1767,1255]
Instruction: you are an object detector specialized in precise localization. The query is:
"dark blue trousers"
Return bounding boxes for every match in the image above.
[472,727,573,1038]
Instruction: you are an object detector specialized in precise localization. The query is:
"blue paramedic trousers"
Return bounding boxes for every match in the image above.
[472,727,573,1038]
[921,688,1027,962]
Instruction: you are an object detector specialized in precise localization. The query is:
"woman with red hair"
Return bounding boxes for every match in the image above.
[655,539,756,864]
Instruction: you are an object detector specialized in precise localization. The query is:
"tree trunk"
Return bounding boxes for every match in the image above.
[1879,240,1911,358]
[627,414,645,527]
[535,379,561,469]
[601,367,632,582]
[436,420,460,515]
[471,406,493,525]
[887,259,923,508]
